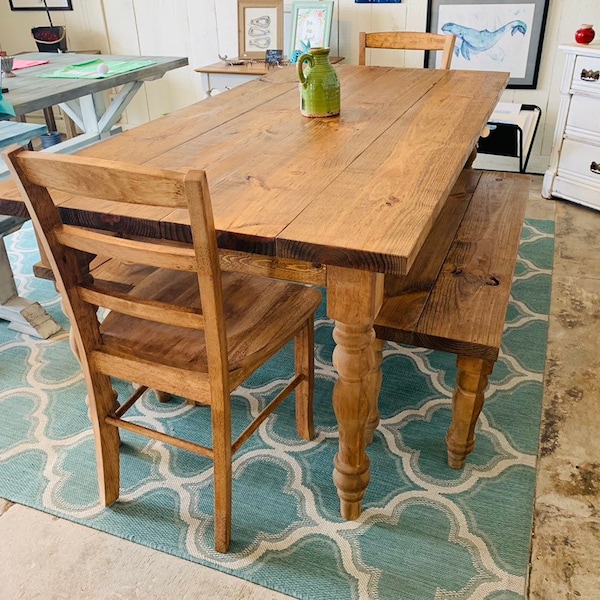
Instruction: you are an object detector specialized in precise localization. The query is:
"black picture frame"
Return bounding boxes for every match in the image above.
[427,0,549,88]
[9,0,72,10]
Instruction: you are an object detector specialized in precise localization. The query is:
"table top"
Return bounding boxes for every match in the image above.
[2,52,189,116]
[195,57,344,76]
[0,65,507,277]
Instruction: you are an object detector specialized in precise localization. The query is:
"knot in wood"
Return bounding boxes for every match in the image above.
[245,175,267,189]
[100,213,122,226]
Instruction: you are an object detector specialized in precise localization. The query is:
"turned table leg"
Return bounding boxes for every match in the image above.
[328,267,383,520]
[446,355,494,469]
[365,338,384,444]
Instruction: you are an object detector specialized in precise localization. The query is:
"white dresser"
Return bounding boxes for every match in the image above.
[543,42,600,210]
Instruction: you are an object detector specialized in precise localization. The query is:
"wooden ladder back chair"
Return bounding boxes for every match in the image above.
[358,31,456,69]
[4,146,322,553]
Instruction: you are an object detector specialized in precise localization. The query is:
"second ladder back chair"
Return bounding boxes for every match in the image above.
[358,31,456,69]
[4,146,322,553]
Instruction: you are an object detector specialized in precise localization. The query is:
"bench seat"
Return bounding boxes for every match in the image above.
[374,169,529,468]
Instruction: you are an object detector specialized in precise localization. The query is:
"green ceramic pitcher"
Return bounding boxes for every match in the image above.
[296,47,340,118]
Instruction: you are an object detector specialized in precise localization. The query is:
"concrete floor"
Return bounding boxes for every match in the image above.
[0,175,598,599]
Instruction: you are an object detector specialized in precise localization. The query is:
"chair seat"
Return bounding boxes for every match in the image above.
[99,267,321,386]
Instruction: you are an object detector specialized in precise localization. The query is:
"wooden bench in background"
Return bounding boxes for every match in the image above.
[373,170,529,468]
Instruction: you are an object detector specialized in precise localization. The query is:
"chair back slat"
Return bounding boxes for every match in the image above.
[56,225,199,272]
[359,31,456,70]
[79,285,205,329]
[12,151,189,207]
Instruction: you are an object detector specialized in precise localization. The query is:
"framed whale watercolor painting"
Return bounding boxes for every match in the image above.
[427,0,549,88]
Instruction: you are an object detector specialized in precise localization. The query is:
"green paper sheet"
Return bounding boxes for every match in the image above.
[41,58,157,79]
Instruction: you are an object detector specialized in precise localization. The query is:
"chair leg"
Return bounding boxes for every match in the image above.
[156,391,171,403]
[446,356,494,469]
[211,394,232,553]
[294,317,315,440]
[365,338,384,444]
[87,374,121,505]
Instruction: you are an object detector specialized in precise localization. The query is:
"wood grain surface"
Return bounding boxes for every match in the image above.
[1,65,508,275]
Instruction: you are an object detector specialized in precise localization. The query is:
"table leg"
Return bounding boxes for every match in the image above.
[365,338,384,444]
[200,73,213,98]
[446,356,493,469]
[327,266,383,520]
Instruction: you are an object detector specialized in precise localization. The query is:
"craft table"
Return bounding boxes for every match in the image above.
[195,57,343,96]
[0,65,508,515]
[0,52,187,336]
[1,52,188,162]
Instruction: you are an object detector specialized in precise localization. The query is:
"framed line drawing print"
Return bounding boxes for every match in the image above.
[237,0,283,58]
[289,1,334,59]
[9,0,72,8]
[427,0,549,88]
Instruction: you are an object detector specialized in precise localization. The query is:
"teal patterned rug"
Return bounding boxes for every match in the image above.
[0,220,553,599]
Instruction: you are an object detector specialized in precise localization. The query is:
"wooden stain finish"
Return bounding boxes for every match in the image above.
[0,65,508,520]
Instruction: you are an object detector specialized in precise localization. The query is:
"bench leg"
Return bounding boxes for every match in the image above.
[365,338,384,444]
[446,356,494,469]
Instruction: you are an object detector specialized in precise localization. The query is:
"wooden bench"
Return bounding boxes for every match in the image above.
[373,169,529,469]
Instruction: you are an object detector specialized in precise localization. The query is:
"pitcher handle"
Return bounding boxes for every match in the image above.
[297,53,314,86]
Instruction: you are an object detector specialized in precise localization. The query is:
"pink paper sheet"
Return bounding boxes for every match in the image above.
[12,59,50,70]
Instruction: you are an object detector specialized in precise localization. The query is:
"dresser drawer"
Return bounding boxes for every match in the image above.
[566,95,600,138]
[572,55,600,94]
[558,138,600,184]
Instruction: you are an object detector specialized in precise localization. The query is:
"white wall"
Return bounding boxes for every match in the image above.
[1,0,599,173]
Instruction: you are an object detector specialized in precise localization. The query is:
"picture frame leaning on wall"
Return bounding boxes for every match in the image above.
[427,0,549,88]
[237,0,284,59]
[289,1,335,61]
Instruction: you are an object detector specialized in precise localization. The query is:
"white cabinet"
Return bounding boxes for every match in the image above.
[543,43,600,210]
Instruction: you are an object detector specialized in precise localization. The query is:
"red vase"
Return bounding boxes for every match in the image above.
[575,24,595,45]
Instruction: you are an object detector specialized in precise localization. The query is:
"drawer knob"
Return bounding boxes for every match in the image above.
[591,161,600,175]
[581,68,600,81]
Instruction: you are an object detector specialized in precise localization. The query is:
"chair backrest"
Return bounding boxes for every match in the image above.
[358,31,456,70]
[3,147,228,386]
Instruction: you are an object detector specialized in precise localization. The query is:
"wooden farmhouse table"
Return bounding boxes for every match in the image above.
[0,64,508,519]
[1,52,188,165]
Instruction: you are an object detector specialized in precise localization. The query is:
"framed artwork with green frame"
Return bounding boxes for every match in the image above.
[289,1,334,60]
